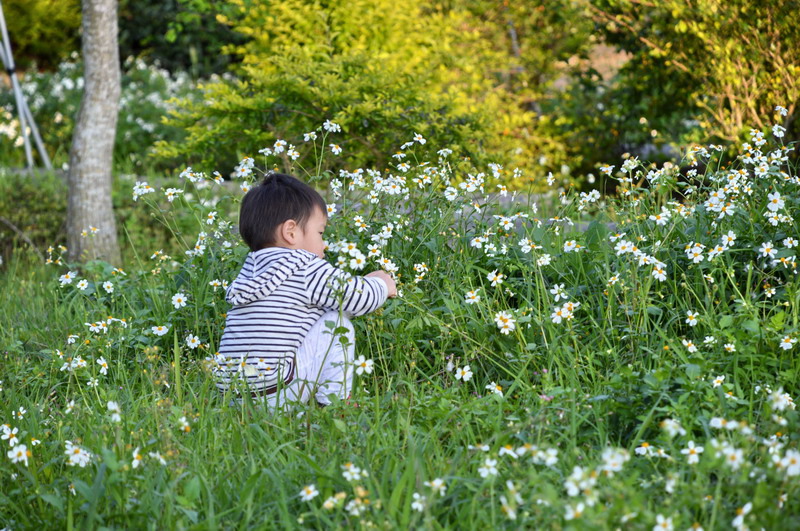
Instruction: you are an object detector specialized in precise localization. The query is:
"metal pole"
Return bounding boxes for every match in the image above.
[20,84,52,169]
[0,0,50,170]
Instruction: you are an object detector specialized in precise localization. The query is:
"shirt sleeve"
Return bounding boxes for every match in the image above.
[304,258,389,316]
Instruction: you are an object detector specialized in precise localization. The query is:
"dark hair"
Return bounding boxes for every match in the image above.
[238,173,327,252]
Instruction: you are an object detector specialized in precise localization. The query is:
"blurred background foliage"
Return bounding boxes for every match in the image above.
[1,0,798,182]
[1,0,81,71]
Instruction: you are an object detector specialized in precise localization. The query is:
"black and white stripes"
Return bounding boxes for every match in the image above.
[216,247,388,393]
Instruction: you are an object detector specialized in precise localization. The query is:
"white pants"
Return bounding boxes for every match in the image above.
[247,311,355,411]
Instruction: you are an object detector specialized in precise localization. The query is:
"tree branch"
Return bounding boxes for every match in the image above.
[0,215,45,262]
[586,4,692,74]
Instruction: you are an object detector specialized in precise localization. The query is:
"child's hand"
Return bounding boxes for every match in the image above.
[366,270,397,298]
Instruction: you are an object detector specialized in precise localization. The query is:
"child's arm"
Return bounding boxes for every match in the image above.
[365,270,397,298]
[305,258,390,316]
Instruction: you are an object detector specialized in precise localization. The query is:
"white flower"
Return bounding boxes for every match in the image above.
[164,188,184,202]
[322,120,341,133]
[485,382,503,397]
[487,270,504,287]
[551,307,567,324]
[96,357,109,375]
[65,441,92,467]
[299,484,319,501]
[131,447,143,469]
[2,426,19,447]
[781,449,800,476]
[175,416,191,433]
[424,477,446,495]
[271,140,286,154]
[494,311,516,335]
[769,387,795,411]
[600,448,630,476]
[478,458,498,478]
[326,203,337,216]
[759,241,777,259]
[102,281,114,294]
[498,445,517,459]
[721,231,737,247]
[303,131,317,142]
[780,336,796,350]
[550,283,567,302]
[354,355,374,375]
[76,279,89,291]
[685,311,698,326]
[464,289,481,304]
[455,365,473,382]
[614,240,634,255]
[732,502,752,529]
[411,492,425,512]
[723,447,744,470]
[653,514,673,531]
[152,325,170,336]
[767,192,784,212]
[186,335,201,349]
[680,441,704,464]
[330,144,342,155]
[59,271,77,285]
[8,444,29,466]
[599,164,615,175]
[565,502,585,520]
[172,293,187,309]
[341,462,367,481]
[107,401,122,422]
[132,181,155,200]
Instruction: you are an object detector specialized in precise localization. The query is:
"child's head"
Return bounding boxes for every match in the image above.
[239,173,328,257]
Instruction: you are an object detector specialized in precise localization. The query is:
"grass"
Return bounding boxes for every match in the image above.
[1,128,799,529]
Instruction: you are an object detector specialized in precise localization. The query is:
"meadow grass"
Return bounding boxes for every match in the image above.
[1,123,799,529]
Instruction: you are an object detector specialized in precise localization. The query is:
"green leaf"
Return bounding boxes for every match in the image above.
[183,475,201,504]
[769,311,786,330]
[40,492,64,511]
[584,221,609,251]
[333,418,347,433]
[684,363,701,379]
[742,319,760,334]
[719,315,734,328]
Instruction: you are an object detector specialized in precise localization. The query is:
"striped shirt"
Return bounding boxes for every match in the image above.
[216,247,388,393]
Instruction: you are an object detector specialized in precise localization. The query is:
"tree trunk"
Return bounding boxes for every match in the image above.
[67,0,121,264]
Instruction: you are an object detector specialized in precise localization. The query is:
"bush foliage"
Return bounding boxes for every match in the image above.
[1,117,798,527]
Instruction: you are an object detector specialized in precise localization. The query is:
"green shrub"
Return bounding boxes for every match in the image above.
[0,169,200,267]
[2,118,799,528]
[2,0,81,70]
[0,58,200,170]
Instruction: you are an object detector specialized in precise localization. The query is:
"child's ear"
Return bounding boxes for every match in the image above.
[280,219,299,244]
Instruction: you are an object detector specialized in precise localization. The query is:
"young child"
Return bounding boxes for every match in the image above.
[216,172,396,409]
